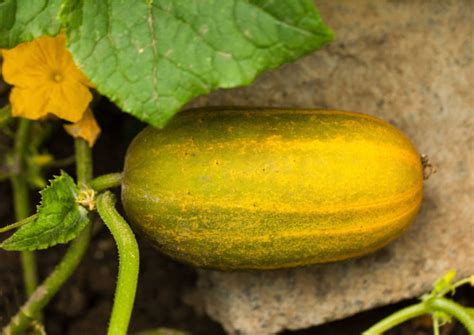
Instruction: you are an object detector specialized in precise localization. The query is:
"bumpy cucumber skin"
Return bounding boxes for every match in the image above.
[122,108,423,271]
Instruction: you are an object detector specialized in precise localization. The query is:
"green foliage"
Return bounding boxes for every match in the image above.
[0,0,333,127]
[364,271,474,335]
[60,0,333,127]
[1,171,91,251]
[0,0,62,48]
[424,269,468,328]
[0,2,333,332]
[431,269,457,295]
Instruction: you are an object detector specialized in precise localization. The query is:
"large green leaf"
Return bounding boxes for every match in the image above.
[1,171,91,251]
[61,0,333,127]
[0,0,62,48]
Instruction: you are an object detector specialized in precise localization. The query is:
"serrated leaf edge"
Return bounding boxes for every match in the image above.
[0,171,91,251]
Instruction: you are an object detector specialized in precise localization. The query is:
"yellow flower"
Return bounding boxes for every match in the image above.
[2,32,94,122]
[64,108,101,147]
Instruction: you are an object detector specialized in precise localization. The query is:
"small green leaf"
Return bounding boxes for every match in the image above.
[61,0,333,127]
[0,0,62,48]
[433,270,457,295]
[1,171,91,251]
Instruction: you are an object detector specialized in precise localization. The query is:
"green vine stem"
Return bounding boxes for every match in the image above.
[362,302,427,335]
[0,214,38,233]
[11,118,39,297]
[2,138,93,335]
[428,297,474,334]
[432,317,440,335]
[90,172,123,192]
[2,229,91,335]
[363,297,474,335]
[74,139,93,188]
[96,191,139,335]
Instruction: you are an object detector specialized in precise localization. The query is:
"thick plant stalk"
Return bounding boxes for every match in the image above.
[362,302,427,335]
[90,172,122,192]
[96,191,139,335]
[10,118,39,297]
[428,297,474,334]
[2,138,93,334]
[74,138,93,188]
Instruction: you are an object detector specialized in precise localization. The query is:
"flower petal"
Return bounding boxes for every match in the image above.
[65,60,95,88]
[10,86,51,120]
[64,108,101,147]
[50,82,93,122]
[3,38,52,87]
[3,32,95,123]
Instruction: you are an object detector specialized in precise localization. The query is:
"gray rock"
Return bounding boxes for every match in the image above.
[186,1,474,334]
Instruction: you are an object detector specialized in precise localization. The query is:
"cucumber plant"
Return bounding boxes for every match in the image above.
[0,1,333,333]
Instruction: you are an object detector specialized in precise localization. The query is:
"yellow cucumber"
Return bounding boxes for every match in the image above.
[122,107,423,271]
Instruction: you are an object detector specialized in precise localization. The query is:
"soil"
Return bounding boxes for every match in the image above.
[0,99,472,335]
